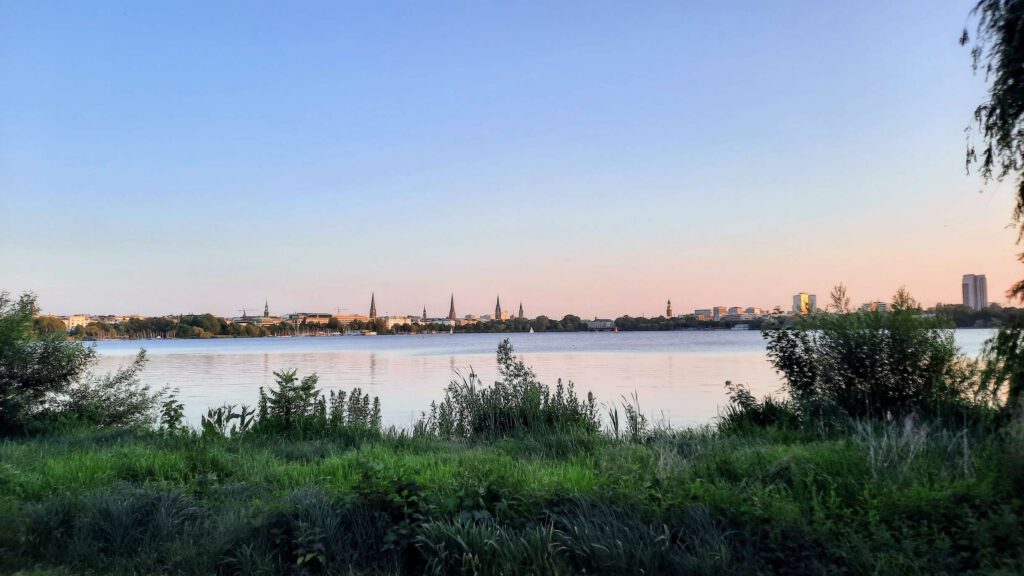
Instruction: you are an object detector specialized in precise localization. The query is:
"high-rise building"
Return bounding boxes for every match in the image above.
[369,293,377,319]
[666,299,673,317]
[792,292,817,315]
[962,274,989,311]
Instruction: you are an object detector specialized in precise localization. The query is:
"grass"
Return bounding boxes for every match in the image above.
[0,421,1021,575]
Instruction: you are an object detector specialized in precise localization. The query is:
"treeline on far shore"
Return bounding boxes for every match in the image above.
[34,303,1023,341]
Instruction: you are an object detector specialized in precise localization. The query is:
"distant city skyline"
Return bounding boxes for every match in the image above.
[2,2,1022,317]
[35,273,1000,320]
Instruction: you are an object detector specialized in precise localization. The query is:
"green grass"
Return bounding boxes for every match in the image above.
[0,421,1021,575]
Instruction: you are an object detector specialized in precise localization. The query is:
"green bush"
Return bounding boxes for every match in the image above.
[417,339,599,439]
[253,369,382,438]
[0,292,159,434]
[763,294,975,422]
[718,380,801,433]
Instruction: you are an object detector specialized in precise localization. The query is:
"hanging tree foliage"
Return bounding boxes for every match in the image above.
[963,1,1024,296]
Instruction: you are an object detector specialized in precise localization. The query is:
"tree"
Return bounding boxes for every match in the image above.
[963,1,1024,297]
[0,292,158,434]
[829,283,851,313]
[892,286,920,311]
[0,292,95,432]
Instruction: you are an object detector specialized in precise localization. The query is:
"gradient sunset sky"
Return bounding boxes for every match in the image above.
[2,1,1021,318]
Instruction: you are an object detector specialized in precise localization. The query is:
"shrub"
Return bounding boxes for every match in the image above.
[718,380,801,433]
[0,291,158,434]
[763,291,975,422]
[53,350,162,428]
[254,369,381,437]
[418,339,599,439]
[978,319,1024,418]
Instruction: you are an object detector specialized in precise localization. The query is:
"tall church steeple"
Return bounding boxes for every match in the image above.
[495,295,502,319]
[422,305,427,320]
[369,293,377,319]
[666,299,673,317]
[264,300,269,318]
[518,302,524,319]
[448,294,456,321]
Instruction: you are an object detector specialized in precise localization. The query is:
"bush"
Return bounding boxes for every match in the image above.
[417,339,599,439]
[54,351,162,428]
[763,295,975,422]
[718,380,801,433]
[253,369,382,437]
[978,319,1024,418]
[0,292,158,434]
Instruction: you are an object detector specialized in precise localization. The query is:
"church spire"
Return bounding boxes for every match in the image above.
[495,295,502,319]
[422,305,427,320]
[518,302,524,319]
[369,293,377,319]
[666,299,673,317]
[448,294,456,321]
[264,300,269,318]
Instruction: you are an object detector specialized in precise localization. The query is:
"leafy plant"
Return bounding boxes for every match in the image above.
[718,380,800,433]
[763,288,975,422]
[418,339,599,439]
[160,392,186,433]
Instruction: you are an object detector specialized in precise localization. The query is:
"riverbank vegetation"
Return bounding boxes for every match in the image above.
[2,288,1024,574]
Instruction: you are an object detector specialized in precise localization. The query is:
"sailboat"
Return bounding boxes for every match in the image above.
[529,326,534,333]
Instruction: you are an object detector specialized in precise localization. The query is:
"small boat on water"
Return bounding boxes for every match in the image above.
[529,326,534,333]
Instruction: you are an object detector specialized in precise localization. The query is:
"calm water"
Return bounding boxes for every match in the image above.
[91,330,995,428]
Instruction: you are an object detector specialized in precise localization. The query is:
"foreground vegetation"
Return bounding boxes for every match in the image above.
[2,416,1022,575]
[3,288,1024,574]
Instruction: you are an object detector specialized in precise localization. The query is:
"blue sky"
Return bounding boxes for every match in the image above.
[1,1,1018,317]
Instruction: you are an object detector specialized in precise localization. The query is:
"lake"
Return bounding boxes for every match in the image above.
[91,329,995,428]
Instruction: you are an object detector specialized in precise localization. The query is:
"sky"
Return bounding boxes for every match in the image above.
[1,1,1021,318]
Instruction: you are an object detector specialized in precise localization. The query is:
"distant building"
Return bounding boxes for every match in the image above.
[586,318,615,331]
[448,294,457,324]
[495,295,502,320]
[859,302,889,313]
[792,293,817,315]
[962,274,989,311]
[666,300,673,317]
[518,302,525,320]
[727,306,744,315]
[65,314,92,331]
[369,294,377,319]
[287,312,333,325]
[380,316,411,330]
[694,308,713,321]
[744,307,763,316]
[712,306,728,321]
[333,314,369,326]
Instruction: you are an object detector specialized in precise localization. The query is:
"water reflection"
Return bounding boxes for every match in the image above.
[90,330,994,429]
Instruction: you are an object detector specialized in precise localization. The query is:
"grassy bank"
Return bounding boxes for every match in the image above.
[1,420,1021,575]
[4,293,1024,574]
